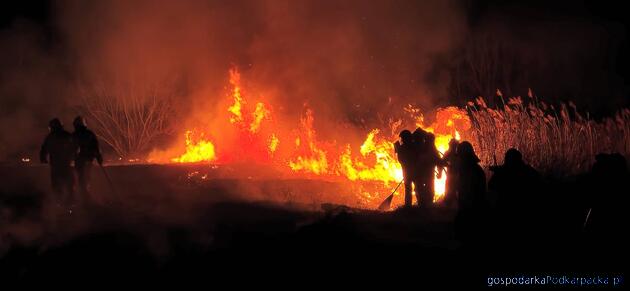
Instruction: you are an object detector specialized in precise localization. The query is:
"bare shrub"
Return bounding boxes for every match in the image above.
[76,80,178,159]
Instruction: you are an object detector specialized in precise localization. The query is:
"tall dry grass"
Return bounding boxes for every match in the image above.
[466,96,630,176]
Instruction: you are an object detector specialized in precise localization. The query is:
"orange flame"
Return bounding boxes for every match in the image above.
[172,130,216,163]
[419,106,470,201]
[268,134,279,154]
[152,68,472,208]
[250,102,270,133]
[227,68,244,124]
[288,109,329,175]
[339,129,403,184]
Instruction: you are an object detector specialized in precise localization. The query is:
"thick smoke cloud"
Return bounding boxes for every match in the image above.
[0,0,626,160]
[1,0,467,159]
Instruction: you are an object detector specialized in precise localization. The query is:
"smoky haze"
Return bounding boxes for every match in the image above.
[0,0,627,160]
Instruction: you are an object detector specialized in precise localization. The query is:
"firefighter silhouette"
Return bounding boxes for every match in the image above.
[413,129,441,207]
[394,130,416,207]
[40,118,75,205]
[72,116,103,197]
[584,153,628,248]
[453,141,487,242]
[442,138,460,207]
[489,148,541,212]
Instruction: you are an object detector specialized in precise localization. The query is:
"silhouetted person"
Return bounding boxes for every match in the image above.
[72,116,103,198]
[489,148,541,210]
[585,153,629,249]
[488,148,542,241]
[414,129,441,207]
[453,141,487,243]
[394,130,415,207]
[40,118,75,205]
[442,138,460,208]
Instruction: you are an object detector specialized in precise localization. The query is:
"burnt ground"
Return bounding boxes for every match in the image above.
[0,163,627,288]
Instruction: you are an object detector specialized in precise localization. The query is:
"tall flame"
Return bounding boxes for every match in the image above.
[288,109,329,175]
[421,106,471,201]
[227,68,244,124]
[152,68,472,208]
[250,102,270,133]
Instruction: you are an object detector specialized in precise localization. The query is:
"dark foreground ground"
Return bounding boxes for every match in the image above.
[0,164,627,288]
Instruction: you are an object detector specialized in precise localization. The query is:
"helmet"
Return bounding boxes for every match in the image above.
[399,130,412,144]
[48,118,63,131]
[73,116,86,129]
[504,148,523,166]
[413,128,427,137]
[457,141,480,163]
[399,129,412,139]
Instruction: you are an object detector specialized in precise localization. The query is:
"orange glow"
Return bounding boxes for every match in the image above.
[152,68,472,209]
[172,130,216,163]
[250,102,270,133]
[420,106,470,201]
[227,68,244,124]
[288,109,329,175]
[338,129,403,184]
[268,134,279,154]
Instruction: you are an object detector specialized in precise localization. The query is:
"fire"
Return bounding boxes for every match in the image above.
[227,68,272,134]
[268,134,279,154]
[227,68,244,124]
[152,68,472,208]
[339,129,403,184]
[420,106,470,201]
[430,133,454,201]
[172,130,216,163]
[250,102,271,133]
[288,109,329,175]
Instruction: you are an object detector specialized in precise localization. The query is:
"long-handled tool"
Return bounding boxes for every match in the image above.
[377,167,446,211]
[99,164,119,198]
[583,207,592,230]
[378,180,403,211]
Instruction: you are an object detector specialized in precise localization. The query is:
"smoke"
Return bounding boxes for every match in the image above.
[0,0,627,160]
[0,0,467,160]
[0,18,73,160]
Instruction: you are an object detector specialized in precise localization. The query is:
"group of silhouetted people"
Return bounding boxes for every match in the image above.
[394,128,629,246]
[395,129,489,241]
[394,128,443,208]
[40,116,102,210]
[395,128,546,213]
[394,128,487,211]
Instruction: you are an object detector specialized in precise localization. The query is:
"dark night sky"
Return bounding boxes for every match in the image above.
[466,0,630,97]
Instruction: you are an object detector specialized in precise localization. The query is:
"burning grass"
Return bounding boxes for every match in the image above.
[146,68,629,208]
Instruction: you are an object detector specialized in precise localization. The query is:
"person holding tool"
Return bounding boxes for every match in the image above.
[72,116,103,201]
